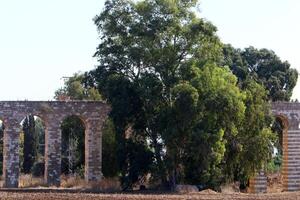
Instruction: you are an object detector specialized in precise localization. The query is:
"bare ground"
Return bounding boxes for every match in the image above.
[1,191,300,200]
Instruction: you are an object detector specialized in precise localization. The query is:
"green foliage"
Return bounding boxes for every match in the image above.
[267,154,282,174]
[35,117,45,159]
[55,73,102,100]
[267,117,284,174]
[222,44,298,101]
[120,138,153,190]
[222,80,275,185]
[102,119,119,177]
[179,64,245,187]
[18,116,45,177]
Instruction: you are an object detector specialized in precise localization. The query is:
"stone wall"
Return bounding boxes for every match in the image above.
[0,101,110,188]
[271,102,300,191]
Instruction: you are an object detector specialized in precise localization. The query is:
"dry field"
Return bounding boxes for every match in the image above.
[0,173,291,199]
[0,191,300,200]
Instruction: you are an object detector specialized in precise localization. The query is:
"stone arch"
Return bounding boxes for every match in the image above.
[250,112,295,193]
[0,101,110,188]
[269,102,300,192]
[273,114,289,191]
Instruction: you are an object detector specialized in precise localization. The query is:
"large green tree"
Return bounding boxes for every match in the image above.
[162,64,246,187]
[90,0,223,189]
[222,44,298,101]
[86,0,276,190]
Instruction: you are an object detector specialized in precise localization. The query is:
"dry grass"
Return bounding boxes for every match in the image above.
[60,175,86,188]
[0,176,3,188]
[60,175,121,192]
[17,174,121,192]
[0,175,297,200]
[267,172,283,193]
[18,175,46,188]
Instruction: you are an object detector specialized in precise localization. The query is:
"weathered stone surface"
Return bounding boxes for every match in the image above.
[0,101,110,188]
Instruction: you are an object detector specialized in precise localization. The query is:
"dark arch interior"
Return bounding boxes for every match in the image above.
[19,115,45,184]
[60,115,85,177]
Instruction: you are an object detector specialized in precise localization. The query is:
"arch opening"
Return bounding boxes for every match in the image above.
[266,115,288,191]
[19,115,46,187]
[60,115,86,182]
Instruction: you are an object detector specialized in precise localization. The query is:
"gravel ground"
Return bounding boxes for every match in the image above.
[1,192,300,200]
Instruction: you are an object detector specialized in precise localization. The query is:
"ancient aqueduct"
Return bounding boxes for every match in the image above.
[0,100,300,192]
[0,101,110,188]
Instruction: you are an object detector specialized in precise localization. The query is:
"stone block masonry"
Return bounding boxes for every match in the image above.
[249,171,267,193]
[0,101,110,188]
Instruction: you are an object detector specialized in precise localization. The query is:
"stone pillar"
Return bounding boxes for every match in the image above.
[85,119,104,182]
[282,119,300,191]
[3,120,20,188]
[249,171,267,193]
[282,124,289,191]
[44,119,61,186]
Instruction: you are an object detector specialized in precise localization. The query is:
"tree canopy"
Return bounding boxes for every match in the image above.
[222,44,298,101]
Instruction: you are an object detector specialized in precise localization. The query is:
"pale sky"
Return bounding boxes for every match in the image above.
[0,0,300,100]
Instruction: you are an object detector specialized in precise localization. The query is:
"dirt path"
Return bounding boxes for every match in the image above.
[1,192,300,200]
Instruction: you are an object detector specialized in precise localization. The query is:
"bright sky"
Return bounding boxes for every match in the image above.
[0,0,300,100]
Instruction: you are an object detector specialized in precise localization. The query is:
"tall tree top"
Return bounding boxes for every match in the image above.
[93,0,222,85]
[222,44,298,101]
